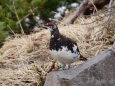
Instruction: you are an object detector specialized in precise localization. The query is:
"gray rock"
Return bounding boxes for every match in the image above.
[44,50,115,86]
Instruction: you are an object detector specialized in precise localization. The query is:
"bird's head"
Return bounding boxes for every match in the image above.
[44,22,58,32]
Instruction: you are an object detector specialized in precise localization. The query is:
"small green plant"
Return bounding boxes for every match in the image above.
[0,31,9,46]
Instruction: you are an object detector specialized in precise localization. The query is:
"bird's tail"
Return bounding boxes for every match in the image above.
[79,55,87,61]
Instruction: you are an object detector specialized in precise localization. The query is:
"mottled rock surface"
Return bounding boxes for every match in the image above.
[44,50,115,86]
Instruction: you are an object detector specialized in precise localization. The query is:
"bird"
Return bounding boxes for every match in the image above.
[44,22,87,69]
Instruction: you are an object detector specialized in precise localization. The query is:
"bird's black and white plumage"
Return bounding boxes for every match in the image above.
[45,23,87,69]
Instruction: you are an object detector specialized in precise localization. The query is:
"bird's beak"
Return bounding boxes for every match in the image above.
[44,24,48,27]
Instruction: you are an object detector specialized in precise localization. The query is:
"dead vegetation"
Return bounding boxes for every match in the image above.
[0,7,115,86]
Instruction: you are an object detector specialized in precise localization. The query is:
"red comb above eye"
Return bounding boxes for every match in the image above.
[47,22,55,25]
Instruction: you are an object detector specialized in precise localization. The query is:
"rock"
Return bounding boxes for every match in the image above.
[44,50,115,86]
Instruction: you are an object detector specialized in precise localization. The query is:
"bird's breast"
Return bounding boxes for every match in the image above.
[50,46,80,64]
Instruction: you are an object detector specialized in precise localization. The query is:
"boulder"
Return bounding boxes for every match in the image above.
[44,50,115,86]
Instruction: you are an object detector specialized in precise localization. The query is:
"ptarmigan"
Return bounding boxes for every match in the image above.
[45,22,87,69]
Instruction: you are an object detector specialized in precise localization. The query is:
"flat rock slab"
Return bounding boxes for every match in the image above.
[44,50,115,86]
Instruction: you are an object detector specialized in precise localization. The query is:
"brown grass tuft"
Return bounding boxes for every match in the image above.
[0,12,115,85]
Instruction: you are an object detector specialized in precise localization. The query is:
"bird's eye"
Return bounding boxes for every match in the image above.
[49,26,53,29]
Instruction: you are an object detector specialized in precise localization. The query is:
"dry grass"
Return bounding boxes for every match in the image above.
[0,11,115,86]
